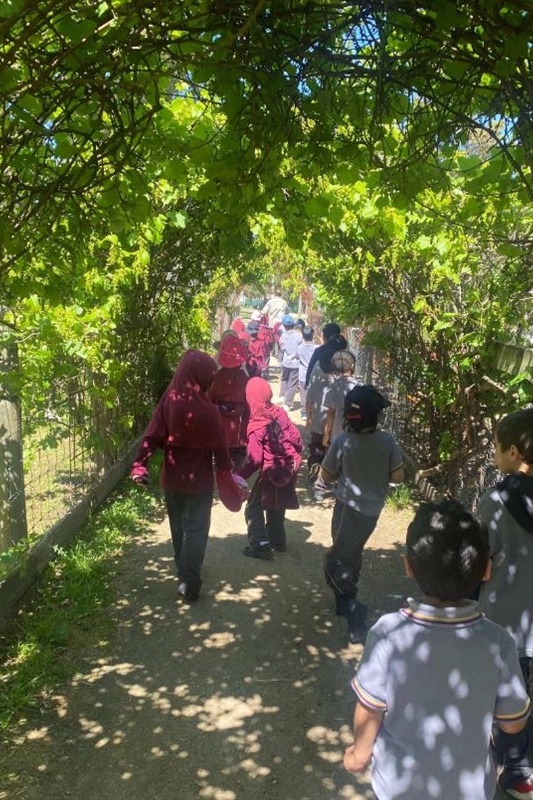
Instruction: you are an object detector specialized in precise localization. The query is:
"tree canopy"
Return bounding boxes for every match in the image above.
[3,1,533,294]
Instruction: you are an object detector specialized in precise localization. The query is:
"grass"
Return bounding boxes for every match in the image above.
[0,466,163,734]
[385,483,413,511]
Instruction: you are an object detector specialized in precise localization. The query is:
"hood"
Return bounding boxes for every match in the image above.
[497,473,533,533]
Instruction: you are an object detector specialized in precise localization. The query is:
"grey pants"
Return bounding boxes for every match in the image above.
[280,366,299,407]
[165,490,213,598]
[324,500,378,599]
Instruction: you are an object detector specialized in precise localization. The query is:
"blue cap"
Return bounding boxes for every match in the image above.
[282,314,294,326]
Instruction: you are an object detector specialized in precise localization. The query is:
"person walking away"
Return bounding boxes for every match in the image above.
[305,334,348,487]
[322,351,358,447]
[305,322,342,388]
[209,336,250,471]
[130,350,233,602]
[478,407,533,693]
[246,319,268,378]
[319,384,404,641]
[344,499,533,800]
[236,377,303,558]
[278,314,302,409]
[257,313,275,379]
[261,291,289,327]
[296,326,318,421]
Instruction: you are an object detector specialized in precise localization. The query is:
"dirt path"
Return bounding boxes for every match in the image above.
[0,410,415,800]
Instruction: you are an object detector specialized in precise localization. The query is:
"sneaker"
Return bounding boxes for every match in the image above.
[506,777,533,800]
[177,582,199,603]
[308,463,320,484]
[313,487,326,502]
[270,542,286,552]
[301,412,307,420]
[349,623,369,645]
[242,544,274,560]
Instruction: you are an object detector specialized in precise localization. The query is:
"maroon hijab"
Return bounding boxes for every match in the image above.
[163,350,225,449]
[246,377,288,434]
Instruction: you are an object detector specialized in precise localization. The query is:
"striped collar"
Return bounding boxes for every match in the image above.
[400,598,483,628]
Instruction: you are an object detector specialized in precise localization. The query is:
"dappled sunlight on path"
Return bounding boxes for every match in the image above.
[1,403,416,800]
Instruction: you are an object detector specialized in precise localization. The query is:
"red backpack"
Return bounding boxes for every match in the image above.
[262,418,300,487]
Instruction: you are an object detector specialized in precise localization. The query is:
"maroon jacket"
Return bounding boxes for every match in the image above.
[131,350,231,494]
[237,407,302,509]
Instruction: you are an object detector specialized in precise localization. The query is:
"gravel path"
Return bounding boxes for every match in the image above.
[0,411,416,800]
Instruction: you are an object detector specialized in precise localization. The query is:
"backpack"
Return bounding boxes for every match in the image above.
[262,418,298,488]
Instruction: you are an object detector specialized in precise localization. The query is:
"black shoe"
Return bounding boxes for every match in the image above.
[270,542,286,552]
[243,544,274,560]
[346,599,369,643]
[177,581,199,603]
[349,623,369,645]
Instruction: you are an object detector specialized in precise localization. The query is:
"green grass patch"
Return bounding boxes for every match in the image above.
[386,483,413,511]
[0,470,163,732]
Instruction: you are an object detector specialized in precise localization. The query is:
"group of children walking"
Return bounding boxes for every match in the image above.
[130,318,533,800]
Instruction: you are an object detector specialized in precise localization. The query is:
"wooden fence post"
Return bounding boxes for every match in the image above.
[0,330,28,552]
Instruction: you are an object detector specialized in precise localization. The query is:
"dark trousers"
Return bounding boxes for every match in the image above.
[245,480,286,549]
[164,490,213,597]
[280,366,299,406]
[308,430,327,476]
[324,500,378,601]
[492,723,533,789]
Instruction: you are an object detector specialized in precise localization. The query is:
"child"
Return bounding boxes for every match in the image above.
[236,377,303,558]
[209,335,250,471]
[478,407,533,686]
[322,350,358,447]
[304,334,347,488]
[304,321,342,388]
[344,499,533,800]
[131,350,233,602]
[279,314,303,409]
[320,384,404,640]
[246,320,268,378]
[295,325,318,421]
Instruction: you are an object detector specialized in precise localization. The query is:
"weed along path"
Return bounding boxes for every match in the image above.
[0,426,415,800]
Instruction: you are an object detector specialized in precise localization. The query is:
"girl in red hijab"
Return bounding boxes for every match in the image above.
[131,350,232,601]
[236,377,303,558]
[209,336,250,470]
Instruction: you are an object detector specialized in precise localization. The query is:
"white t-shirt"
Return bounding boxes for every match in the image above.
[261,296,288,326]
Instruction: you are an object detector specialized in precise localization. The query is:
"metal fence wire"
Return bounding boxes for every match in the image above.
[19,379,147,544]
[348,327,499,512]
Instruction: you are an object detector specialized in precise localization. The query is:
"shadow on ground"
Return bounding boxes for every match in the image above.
[0,490,413,800]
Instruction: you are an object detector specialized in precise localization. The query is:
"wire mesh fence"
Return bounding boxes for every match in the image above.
[347,327,499,512]
[0,376,149,557]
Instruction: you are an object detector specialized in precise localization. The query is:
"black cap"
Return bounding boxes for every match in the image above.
[344,384,391,426]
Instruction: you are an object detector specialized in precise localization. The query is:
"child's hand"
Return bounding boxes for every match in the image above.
[343,744,370,774]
